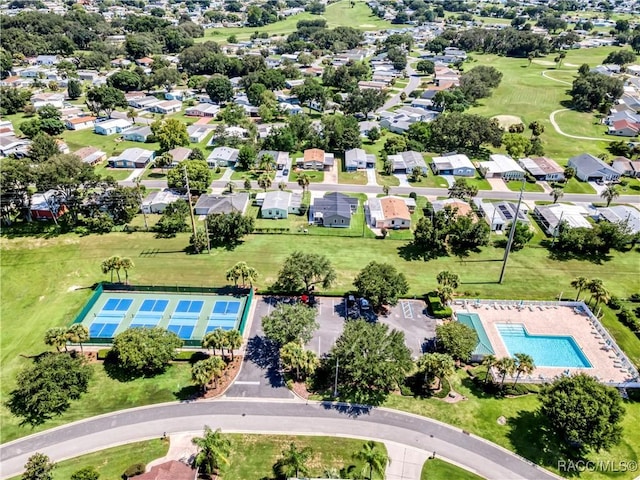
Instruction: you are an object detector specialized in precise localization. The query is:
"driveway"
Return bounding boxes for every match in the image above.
[486,177,509,192]
[366,167,378,186]
[589,181,607,195]
[395,173,411,187]
[322,162,339,185]
[440,175,455,187]
[0,400,559,480]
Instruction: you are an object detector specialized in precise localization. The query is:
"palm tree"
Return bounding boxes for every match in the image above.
[495,357,516,388]
[592,285,610,308]
[225,329,243,361]
[225,265,240,286]
[586,278,604,304]
[436,271,460,289]
[191,359,213,394]
[435,285,454,305]
[275,443,312,479]
[126,107,137,125]
[481,354,497,385]
[66,324,89,353]
[101,256,119,283]
[550,187,564,203]
[44,327,68,352]
[202,328,226,357]
[192,426,231,476]
[259,153,275,173]
[382,185,390,196]
[280,341,306,380]
[513,353,535,386]
[353,441,389,480]
[416,353,455,390]
[297,172,310,192]
[119,257,133,285]
[600,185,619,207]
[570,276,589,301]
[257,173,272,191]
[301,349,319,379]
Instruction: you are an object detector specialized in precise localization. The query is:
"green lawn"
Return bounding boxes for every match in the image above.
[618,178,640,196]
[7,440,169,480]
[231,169,276,181]
[200,0,395,43]
[141,168,167,181]
[506,180,544,193]
[289,169,324,183]
[421,458,484,480]
[553,109,611,139]
[563,177,597,194]
[221,435,386,479]
[468,47,620,162]
[338,170,368,185]
[95,162,134,181]
[465,174,492,191]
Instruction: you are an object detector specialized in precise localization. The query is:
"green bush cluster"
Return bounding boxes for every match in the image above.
[427,294,452,319]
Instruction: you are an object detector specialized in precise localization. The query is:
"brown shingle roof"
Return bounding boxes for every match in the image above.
[304,148,324,162]
[132,461,196,480]
[380,197,410,221]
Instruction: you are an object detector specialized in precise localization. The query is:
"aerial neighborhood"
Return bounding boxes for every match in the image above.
[1,0,640,479]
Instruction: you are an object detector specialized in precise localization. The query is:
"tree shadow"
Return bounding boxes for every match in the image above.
[397,242,437,261]
[0,221,62,239]
[320,400,373,418]
[507,410,583,477]
[102,350,144,382]
[245,335,285,389]
[174,385,200,402]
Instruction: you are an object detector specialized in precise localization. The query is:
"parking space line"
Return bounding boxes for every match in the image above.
[402,302,413,320]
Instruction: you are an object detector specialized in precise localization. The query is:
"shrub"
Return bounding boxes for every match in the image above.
[427,294,452,319]
[409,191,417,199]
[123,463,146,479]
[628,293,640,303]
[608,296,621,310]
[97,349,110,360]
[618,308,640,331]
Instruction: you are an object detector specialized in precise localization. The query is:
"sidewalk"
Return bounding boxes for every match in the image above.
[384,442,431,480]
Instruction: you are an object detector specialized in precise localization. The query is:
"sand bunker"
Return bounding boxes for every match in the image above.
[492,115,523,130]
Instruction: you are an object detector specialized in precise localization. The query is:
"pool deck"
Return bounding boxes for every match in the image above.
[454,304,635,384]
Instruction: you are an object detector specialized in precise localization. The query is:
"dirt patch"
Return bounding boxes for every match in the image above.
[68,285,82,292]
[492,115,523,130]
[441,390,467,403]
[291,381,311,400]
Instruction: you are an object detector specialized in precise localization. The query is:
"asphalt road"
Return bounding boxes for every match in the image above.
[123,177,639,205]
[380,63,420,111]
[0,399,559,480]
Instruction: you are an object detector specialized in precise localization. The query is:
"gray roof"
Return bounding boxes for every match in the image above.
[313,192,358,219]
[401,151,427,170]
[262,191,291,211]
[345,148,367,168]
[118,148,153,161]
[195,193,249,215]
[569,153,617,176]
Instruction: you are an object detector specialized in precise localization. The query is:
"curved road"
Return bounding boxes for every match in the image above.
[0,399,559,480]
[379,63,420,112]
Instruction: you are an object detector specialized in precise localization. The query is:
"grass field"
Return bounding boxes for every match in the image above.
[421,458,484,480]
[6,440,169,480]
[468,46,619,162]
[507,180,544,193]
[200,0,395,43]
[563,177,597,194]
[221,434,385,479]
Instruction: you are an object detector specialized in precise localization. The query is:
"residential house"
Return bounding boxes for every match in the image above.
[35,55,59,65]
[150,100,182,115]
[74,146,107,166]
[187,125,212,144]
[432,198,475,218]
[568,153,620,182]
[56,139,69,154]
[94,118,132,135]
[260,191,302,219]
[77,70,100,83]
[130,460,196,480]
[141,189,186,214]
[302,148,334,171]
[311,192,358,228]
[30,190,66,220]
[434,66,460,87]
[31,92,65,109]
[65,116,96,131]
[608,119,639,137]
[207,146,239,168]
[612,157,640,177]
[358,121,379,138]
[534,203,592,235]
[165,90,191,101]
[597,205,640,234]
[108,148,154,168]
[357,80,388,91]
[389,151,428,174]
[345,148,375,171]
[136,57,154,67]
[368,196,412,229]
[258,150,289,170]
[128,95,162,110]
[474,199,529,232]
[194,193,250,216]
[480,154,525,180]
[431,154,475,176]
[519,157,565,182]
[0,76,27,88]
[185,103,220,117]
[166,147,192,166]
[0,135,30,157]
[122,126,152,143]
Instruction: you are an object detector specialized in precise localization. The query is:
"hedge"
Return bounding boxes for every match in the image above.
[427,294,452,319]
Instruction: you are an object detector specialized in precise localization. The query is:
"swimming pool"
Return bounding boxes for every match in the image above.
[496,324,592,368]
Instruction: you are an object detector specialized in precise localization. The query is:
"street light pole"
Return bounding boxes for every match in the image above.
[333,357,339,398]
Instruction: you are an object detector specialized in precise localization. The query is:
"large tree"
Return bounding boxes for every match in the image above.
[167,160,213,194]
[353,261,409,310]
[280,341,318,381]
[540,374,625,452]
[416,352,455,390]
[569,73,623,112]
[28,133,60,163]
[261,303,319,346]
[107,70,142,92]
[429,112,503,154]
[274,251,337,293]
[150,118,189,152]
[206,212,254,248]
[205,74,234,104]
[435,321,477,362]
[85,85,127,117]
[7,353,93,425]
[327,319,413,404]
[353,441,388,480]
[110,327,182,377]
[22,453,56,480]
[192,426,232,476]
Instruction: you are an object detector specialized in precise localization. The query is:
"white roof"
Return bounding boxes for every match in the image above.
[97,118,132,129]
[484,154,525,174]
[538,204,592,230]
[598,205,640,234]
[118,148,153,161]
[432,153,474,170]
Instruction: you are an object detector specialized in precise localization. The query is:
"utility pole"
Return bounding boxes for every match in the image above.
[134,176,148,231]
[204,215,211,254]
[550,211,564,248]
[333,357,339,398]
[183,166,199,251]
[498,179,525,284]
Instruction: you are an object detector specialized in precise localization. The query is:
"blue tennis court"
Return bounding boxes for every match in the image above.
[77,290,249,344]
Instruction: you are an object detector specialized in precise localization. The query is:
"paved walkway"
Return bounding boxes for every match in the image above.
[123,168,145,183]
[366,167,378,186]
[549,109,615,142]
[486,178,509,192]
[145,433,198,471]
[385,442,431,480]
[395,173,411,187]
[220,168,234,182]
[322,162,339,184]
[0,400,560,480]
[541,70,572,86]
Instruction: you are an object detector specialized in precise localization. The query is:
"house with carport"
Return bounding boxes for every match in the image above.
[259,191,302,219]
[108,148,154,168]
[431,153,475,177]
[568,153,620,182]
